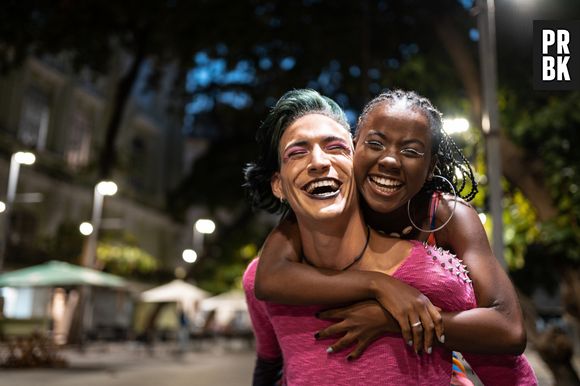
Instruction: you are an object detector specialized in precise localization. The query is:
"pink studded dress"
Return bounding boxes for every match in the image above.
[245,241,486,385]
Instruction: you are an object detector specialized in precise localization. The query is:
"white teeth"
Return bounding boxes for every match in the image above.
[369,176,402,187]
[304,179,340,195]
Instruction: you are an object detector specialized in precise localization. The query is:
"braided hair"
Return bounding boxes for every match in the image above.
[356,89,478,201]
[244,89,351,214]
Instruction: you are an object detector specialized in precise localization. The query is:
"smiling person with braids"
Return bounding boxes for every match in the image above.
[253,89,537,385]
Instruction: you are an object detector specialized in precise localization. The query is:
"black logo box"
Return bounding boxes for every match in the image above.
[533,20,580,91]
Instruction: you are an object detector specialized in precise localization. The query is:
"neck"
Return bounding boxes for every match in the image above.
[297,206,368,271]
[361,193,430,239]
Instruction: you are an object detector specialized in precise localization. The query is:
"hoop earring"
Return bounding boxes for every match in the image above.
[406,175,457,233]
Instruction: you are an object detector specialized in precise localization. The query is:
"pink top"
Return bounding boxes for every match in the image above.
[244,240,537,385]
[245,241,468,385]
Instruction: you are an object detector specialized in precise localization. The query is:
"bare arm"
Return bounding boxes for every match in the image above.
[434,199,526,354]
[255,217,443,352]
[313,200,526,356]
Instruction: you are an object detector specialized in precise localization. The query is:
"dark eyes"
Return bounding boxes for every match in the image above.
[400,148,424,157]
[364,140,424,157]
[364,140,384,150]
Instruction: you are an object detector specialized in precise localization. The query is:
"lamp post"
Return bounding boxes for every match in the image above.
[476,0,506,268]
[0,151,36,272]
[182,218,215,264]
[81,181,118,268]
[189,218,215,259]
[72,181,117,344]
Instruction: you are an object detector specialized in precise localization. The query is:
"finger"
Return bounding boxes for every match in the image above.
[347,338,372,361]
[316,321,347,340]
[427,304,444,345]
[327,333,356,354]
[397,315,413,348]
[409,315,423,354]
[418,307,435,354]
[317,308,344,320]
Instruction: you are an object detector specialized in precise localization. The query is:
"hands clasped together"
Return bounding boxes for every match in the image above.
[315,279,444,359]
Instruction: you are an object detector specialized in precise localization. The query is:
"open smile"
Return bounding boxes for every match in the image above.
[302,178,342,199]
[368,175,404,194]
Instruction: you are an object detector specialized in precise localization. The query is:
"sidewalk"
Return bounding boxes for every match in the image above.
[0,340,569,386]
[1,340,255,386]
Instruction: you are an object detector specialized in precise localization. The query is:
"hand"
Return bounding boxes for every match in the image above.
[372,277,444,354]
[315,300,395,360]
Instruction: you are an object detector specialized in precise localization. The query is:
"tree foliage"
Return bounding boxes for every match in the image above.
[2,0,580,297]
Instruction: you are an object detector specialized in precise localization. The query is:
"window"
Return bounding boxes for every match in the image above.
[65,107,93,169]
[18,87,50,150]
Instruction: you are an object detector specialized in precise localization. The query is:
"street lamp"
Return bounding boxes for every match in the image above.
[182,248,198,264]
[0,151,36,272]
[192,218,215,258]
[81,181,117,268]
[476,0,506,268]
[442,117,470,134]
[73,180,117,345]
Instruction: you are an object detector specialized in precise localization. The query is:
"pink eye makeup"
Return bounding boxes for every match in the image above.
[325,140,350,151]
[282,145,307,161]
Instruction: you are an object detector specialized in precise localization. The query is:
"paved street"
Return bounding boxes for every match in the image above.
[0,340,561,386]
[1,341,255,386]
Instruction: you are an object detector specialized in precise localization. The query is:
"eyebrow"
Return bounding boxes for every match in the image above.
[284,135,349,150]
[366,130,425,147]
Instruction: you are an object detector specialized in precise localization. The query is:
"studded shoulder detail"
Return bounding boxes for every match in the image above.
[422,241,472,284]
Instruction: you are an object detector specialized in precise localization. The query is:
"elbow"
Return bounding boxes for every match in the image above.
[254,276,274,301]
[505,323,527,355]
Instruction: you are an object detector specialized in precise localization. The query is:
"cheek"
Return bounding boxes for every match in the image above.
[353,157,368,185]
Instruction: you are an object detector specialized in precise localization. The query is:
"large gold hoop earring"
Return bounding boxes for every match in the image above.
[406,175,457,233]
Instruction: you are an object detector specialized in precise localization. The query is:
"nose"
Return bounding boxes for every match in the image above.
[308,146,331,173]
[378,152,401,171]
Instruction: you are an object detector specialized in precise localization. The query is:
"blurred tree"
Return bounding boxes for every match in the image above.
[2,1,580,379]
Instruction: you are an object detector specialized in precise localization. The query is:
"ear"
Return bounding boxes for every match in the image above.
[271,172,285,201]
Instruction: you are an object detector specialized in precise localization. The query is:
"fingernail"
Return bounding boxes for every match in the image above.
[439,335,445,344]
[314,333,320,339]
[326,347,334,353]
[407,340,413,347]
[427,347,432,355]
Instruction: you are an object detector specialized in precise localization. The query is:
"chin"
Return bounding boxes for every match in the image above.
[365,195,402,215]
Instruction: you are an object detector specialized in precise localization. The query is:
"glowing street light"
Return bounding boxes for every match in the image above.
[0,151,36,271]
[195,219,216,234]
[81,181,118,268]
[443,117,470,134]
[182,249,198,264]
[79,222,94,236]
[192,218,216,259]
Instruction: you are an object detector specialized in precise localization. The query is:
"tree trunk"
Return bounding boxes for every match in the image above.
[98,42,148,179]
[433,15,578,384]
[432,16,557,222]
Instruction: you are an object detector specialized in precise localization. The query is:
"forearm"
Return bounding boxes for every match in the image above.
[256,260,384,305]
[441,307,526,354]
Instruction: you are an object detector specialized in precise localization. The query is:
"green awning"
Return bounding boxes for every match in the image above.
[0,261,126,288]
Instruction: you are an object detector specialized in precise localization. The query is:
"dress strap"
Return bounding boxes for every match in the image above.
[426,192,440,246]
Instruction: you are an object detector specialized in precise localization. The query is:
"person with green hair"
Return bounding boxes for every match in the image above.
[247,89,536,385]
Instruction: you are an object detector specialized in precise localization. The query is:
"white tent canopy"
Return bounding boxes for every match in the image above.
[200,289,248,329]
[140,279,209,307]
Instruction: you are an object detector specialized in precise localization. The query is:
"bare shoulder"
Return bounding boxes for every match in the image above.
[434,194,489,251]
